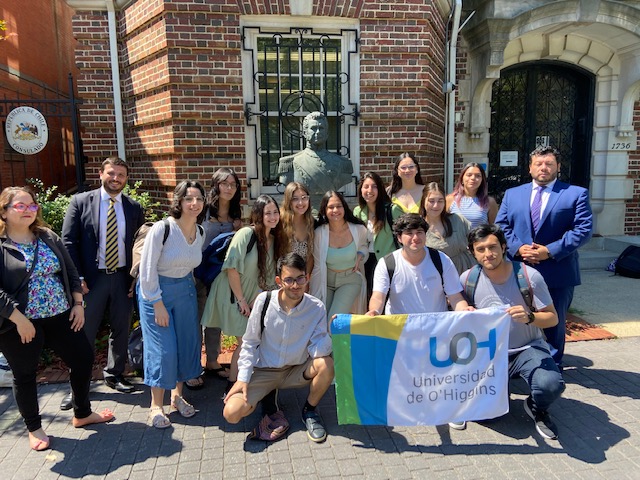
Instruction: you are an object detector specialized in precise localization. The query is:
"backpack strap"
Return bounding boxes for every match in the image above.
[161,218,170,245]
[512,261,536,312]
[463,264,482,307]
[463,262,535,312]
[384,204,399,249]
[247,227,257,254]
[427,247,444,291]
[260,290,272,335]
[382,248,445,310]
[383,252,396,309]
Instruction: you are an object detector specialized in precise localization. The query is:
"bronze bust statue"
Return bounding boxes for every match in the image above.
[278,112,353,206]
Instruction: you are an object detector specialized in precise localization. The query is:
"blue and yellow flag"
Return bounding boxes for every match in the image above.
[331,308,511,426]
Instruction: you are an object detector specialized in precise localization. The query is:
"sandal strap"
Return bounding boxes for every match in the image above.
[172,396,195,418]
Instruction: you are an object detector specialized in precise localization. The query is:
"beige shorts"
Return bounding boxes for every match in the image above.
[239,358,313,407]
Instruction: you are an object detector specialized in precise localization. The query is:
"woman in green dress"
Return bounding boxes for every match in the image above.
[201,195,285,384]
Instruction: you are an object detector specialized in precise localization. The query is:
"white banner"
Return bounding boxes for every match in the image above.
[331,307,512,426]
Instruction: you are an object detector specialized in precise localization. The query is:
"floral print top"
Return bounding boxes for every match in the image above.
[13,238,70,319]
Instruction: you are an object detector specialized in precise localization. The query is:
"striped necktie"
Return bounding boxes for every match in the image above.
[105,198,119,271]
[531,185,546,232]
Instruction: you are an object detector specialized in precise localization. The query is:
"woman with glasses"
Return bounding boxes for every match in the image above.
[353,172,403,299]
[186,168,243,390]
[387,153,426,214]
[310,192,368,320]
[420,182,475,274]
[446,162,499,228]
[0,187,114,450]
[202,195,285,391]
[137,181,206,429]
[280,182,315,274]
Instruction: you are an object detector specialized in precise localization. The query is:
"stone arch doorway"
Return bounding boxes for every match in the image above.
[487,61,595,200]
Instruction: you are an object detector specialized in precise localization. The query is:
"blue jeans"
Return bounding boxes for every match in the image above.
[509,345,565,412]
[137,275,202,390]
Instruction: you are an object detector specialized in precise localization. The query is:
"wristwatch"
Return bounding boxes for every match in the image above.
[526,311,535,324]
[74,300,86,308]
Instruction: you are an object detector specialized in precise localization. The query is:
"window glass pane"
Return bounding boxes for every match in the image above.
[252,32,353,188]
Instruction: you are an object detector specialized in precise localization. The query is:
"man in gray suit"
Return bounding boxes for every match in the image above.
[60,157,145,409]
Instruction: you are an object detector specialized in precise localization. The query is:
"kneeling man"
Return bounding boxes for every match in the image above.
[224,253,334,443]
[462,224,565,440]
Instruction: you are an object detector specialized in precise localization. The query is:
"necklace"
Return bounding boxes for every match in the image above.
[8,234,35,245]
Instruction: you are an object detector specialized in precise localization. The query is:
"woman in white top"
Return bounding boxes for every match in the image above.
[137,181,205,429]
[446,163,499,228]
[387,153,426,214]
[310,191,368,319]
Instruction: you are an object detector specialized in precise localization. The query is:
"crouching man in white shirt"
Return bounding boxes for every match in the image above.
[223,252,334,443]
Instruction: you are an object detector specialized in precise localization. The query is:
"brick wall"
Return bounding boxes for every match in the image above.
[627,102,640,235]
[70,0,448,205]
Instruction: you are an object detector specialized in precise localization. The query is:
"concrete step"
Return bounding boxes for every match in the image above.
[579,235,640,271]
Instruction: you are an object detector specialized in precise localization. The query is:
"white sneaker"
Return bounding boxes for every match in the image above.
[448,421,467,430]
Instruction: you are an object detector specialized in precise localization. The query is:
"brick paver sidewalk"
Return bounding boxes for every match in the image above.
[1,336,639,479]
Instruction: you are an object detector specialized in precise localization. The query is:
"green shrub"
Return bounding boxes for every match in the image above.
[27,179,70,235]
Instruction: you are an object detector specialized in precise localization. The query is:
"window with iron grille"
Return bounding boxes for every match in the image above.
[242,23,359,198]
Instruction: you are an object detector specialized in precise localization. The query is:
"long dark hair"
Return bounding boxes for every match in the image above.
[250,195,285,288]
[357,172,391,234]
[207,168,242,221]
[316,191,366,227]
[389,152,425,196]
[419,182,452,237]
[168,181,206,223]
[452,162,489,210]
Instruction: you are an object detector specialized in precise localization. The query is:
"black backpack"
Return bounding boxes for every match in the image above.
[194,228,257,290]
[615,245,640,279]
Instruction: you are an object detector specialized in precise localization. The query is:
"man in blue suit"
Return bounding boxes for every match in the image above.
[60,157,145,409]
[496,146,593,366]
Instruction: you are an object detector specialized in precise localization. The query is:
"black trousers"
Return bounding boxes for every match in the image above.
[364,254,379,301]
[84,270,133,378]
[0,310,94,432]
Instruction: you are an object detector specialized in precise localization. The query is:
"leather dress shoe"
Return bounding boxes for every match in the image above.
[60,391,73,411]
[104,376,135,393]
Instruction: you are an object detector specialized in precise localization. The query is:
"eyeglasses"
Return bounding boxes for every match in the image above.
[219,182,238,190]
[398,165,417,172]
[292,195,309,203]
[9,203,39,213]
[281,275,308,286]
[183,196,205,203]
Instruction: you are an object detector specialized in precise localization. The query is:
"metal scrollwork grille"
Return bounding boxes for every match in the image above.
[243,26,359,194]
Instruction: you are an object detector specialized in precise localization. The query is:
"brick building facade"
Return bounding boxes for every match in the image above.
[61,0,640,235]
[68,0,450,213]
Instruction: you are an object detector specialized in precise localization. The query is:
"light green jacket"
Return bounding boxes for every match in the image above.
[353,203,403,260]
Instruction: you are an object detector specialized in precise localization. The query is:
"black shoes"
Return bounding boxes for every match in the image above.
[60,391,73,411]
[524,396,558,440]
[302,410,327,443]
[104,375,135,393]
